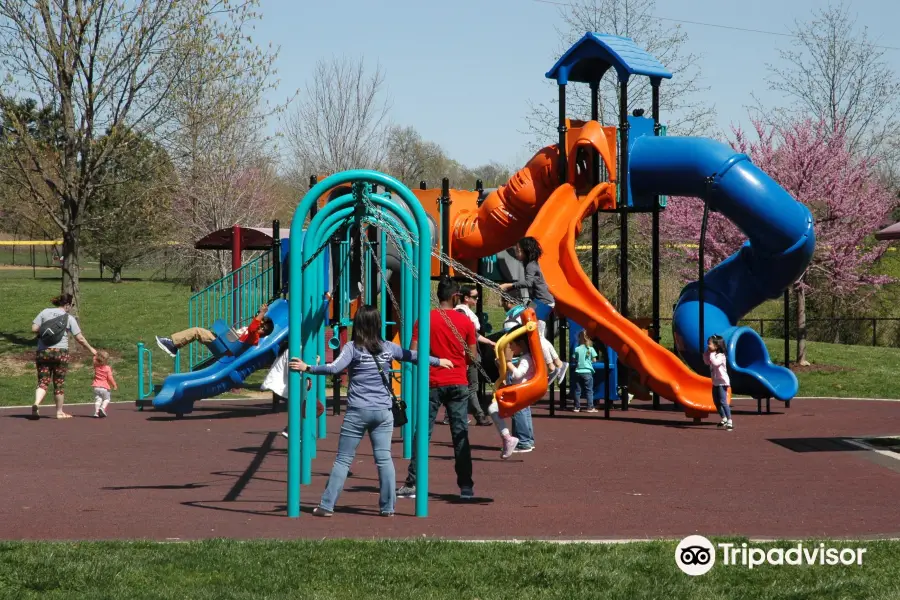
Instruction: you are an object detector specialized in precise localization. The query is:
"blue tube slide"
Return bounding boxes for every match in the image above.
[630,136,815,401]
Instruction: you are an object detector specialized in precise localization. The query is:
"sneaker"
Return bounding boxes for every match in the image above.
[725,420,734,431]
[460,487,474,500]
[93,412,101,418]
[312,507,333,517]
[397,485,416,499]
[512,445,534,453]
[380,511,394,517]
[586,408,598,413]
[555,363,568,383]
[98,406,107,418]
[31,405,39,420]
[155,336,177,358]
[573,407,581,413]
[280,427,289,439]
[548,369,560,386]
[717,418,727,428]
[476,415,493,426]
[501,434,520,459]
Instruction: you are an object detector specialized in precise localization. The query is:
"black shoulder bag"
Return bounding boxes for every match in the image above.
[373,354,408,428]
[39,312,70,346]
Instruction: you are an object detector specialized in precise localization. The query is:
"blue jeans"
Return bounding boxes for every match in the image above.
[405,385,473,489]
[572,372,595,409]
[319,407,395,513]
[712,385,731,419]
[511,406,534,448]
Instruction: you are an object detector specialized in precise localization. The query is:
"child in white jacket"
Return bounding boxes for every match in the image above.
[488,336,538,459]
[703,335,732,431]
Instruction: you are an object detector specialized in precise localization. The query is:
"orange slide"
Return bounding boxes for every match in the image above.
[528,183,724,418]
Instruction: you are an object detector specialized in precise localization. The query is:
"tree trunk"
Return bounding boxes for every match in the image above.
[112,267,122,283]
[796,286,809,366]
[60,230,80,311]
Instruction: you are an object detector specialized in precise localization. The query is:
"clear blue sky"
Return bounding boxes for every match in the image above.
[256,0,898,169]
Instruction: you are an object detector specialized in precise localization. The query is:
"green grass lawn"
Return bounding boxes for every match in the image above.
[0,539,898,600]
[0,269,190,406]
[1,269,899,406]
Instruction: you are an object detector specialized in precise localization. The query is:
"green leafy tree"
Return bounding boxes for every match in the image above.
[83,133,174,283]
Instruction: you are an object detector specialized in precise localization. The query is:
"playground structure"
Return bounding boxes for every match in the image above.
[136,32,815,518]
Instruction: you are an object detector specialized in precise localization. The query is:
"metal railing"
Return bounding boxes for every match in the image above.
[655,317,900,348]
[136,342,153,406]
[187,250,274,369]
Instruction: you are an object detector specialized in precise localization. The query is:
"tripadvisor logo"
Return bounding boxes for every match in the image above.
[676,537,867,575]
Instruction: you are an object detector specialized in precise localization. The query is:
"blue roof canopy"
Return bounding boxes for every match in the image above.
[545,32,673,85]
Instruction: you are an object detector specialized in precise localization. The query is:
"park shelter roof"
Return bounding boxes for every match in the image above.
[875,222,900,241]
[545,32,673,85]
[194,227,287,250]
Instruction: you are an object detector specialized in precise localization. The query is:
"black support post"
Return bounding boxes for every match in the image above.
[272,219,281,299]
[440,177,450,277]
[548,83,568,418]
[618,79,630,411]
[558,84,568,187]
[784,288,791,370]
[309,175,318,218]
[332,228,343,416]
[651,81,661,409]
[590,81,600,289]
[699,202,710,360]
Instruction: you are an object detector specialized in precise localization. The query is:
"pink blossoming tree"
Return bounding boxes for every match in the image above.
[660,118,894,364]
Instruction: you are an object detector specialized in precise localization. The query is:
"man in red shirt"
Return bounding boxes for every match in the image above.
[155,304,274,357]
[398,276,477,500]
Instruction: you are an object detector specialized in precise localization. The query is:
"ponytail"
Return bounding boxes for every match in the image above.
[51,293,74,307]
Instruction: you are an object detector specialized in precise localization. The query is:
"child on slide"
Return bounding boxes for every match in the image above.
[155,304,274,357]
[487,336,540,459]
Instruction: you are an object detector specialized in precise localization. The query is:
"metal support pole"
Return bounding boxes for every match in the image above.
[651,80,661,410]
[309,175,318,217]
[558,84,568,186]
[231,224,242,323]
[590,81,600,289]
[332,231,343,416]
[272,219,281,299]
[699,203,710,359]
[549,82,568,417]
[618,79,630,411]
[440,178,450,277]
[784,288,790,370]
[559,318,568,409]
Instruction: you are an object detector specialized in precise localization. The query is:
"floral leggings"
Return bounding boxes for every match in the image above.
[36,349,70,394]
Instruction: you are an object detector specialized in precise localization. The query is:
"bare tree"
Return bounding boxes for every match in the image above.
[0,0,233,304]
[384,125,444,187]
[764,2,900,163]
[159,1,283,288]
[284,57,391,175]
[525,0,715,147]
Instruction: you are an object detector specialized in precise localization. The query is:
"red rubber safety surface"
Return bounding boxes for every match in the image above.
[1,398,898,540]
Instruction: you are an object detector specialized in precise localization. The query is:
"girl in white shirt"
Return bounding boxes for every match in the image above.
[702,335,732,431]
[488,336,538,459]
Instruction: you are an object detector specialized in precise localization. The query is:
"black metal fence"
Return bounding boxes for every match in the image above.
[658,317,900,348]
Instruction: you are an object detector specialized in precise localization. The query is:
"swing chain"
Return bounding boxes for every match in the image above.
[302,216,354,270]
[361,232,405,335]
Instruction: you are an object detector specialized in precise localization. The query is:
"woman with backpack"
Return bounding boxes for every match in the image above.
[31,294,97,419]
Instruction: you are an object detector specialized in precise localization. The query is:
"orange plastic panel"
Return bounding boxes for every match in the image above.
[493,308,549,418]
[526,184,725,418]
